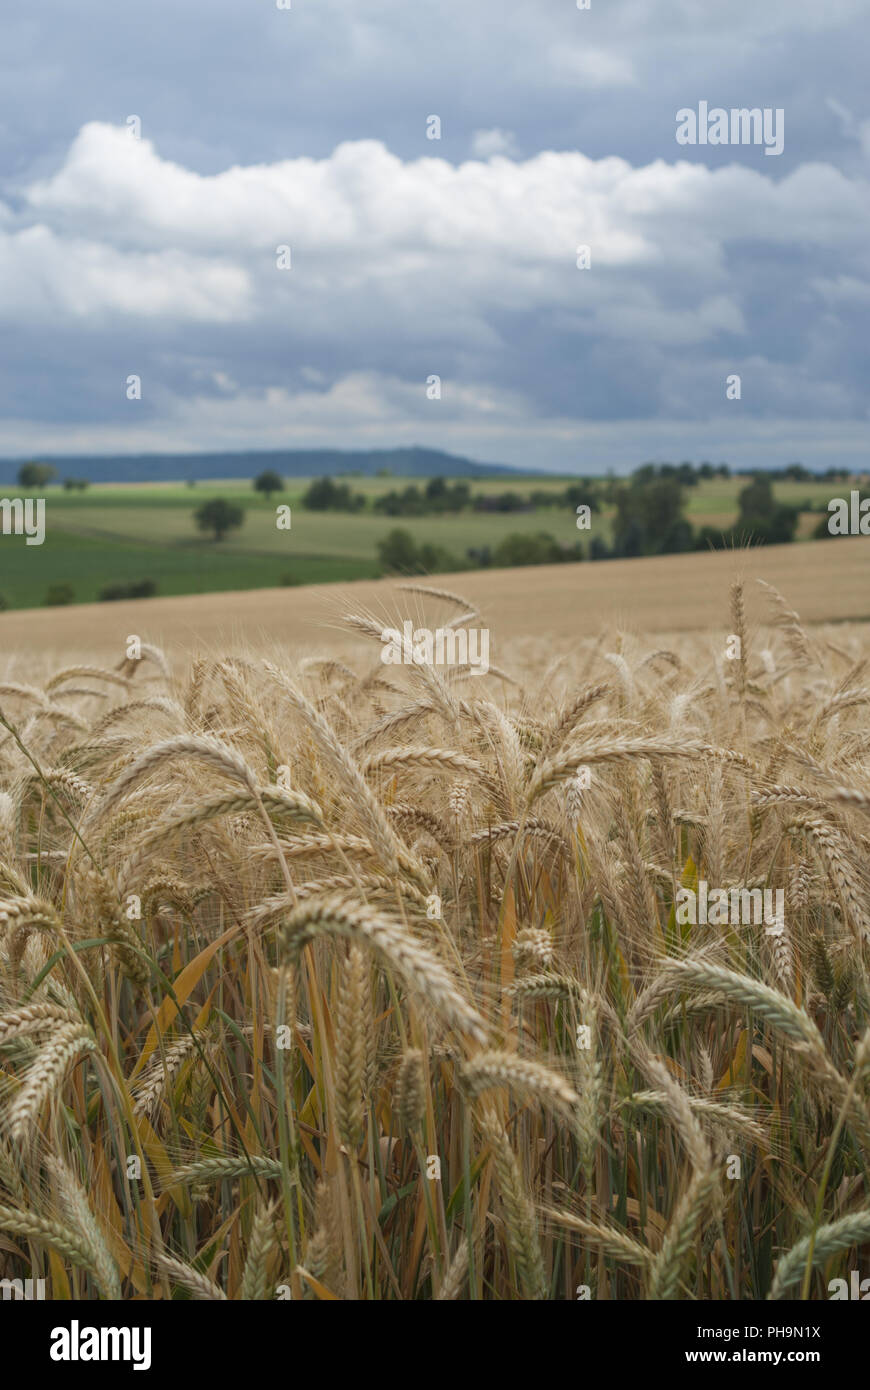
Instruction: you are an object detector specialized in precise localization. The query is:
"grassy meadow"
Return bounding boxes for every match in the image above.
[0,473,839,610]
[2,571,870,1300]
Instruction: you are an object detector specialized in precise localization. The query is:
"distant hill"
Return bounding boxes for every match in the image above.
[0,446,518,485]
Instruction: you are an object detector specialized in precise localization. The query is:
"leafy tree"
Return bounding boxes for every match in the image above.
[375,485,425,517]
[254,470,284,498]
[194,498,244,541]
[733,474,798,545]
[424,477,470,511]
[612,475,685,556]
[614,518,644,557]
[561,482,600,512]
[376,528,420,572]
[376,528,455,573]
[737,474,776,519]
[473,490,528,513]
[375,480,471,516]
[303,477,365,511]
[425,476,447,505]
[17,462,57,489]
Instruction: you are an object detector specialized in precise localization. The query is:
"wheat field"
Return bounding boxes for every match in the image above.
[1,574,870,1300]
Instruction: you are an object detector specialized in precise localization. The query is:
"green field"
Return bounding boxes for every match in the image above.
[0,474,838,610]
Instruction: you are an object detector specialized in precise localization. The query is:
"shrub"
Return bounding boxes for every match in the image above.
[98,580,157,601]
[491,531,565,567]
[377,528,419,572]
[694,525,729,552]
[376,528,456,574]
[467,545,492,567]
[43,583,74,606]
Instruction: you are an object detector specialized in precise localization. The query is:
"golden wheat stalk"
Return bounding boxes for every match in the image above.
[90,734,261,828]
[263,660,406,876]
[527,737,758,803]
[277,893,486,1042]
[482,1105,546,1300]
[49,1156,122,1299]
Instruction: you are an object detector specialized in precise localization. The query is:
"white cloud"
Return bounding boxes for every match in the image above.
[470,129,520,159]
[0,222,251,322]
[2,122,870,465]
[21,123,870,272]
[5,123,867,359]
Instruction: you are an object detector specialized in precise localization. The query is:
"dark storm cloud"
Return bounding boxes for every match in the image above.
[1,0,868,470]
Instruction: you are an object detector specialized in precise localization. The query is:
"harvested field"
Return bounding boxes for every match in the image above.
[1,537,868,671]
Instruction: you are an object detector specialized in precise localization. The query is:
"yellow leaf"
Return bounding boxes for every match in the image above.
[681,855,698,890]
[297,1267,339,1300]
[717,1030,748,1090]
[48,1248,71,1299]
[131,924,239,1079]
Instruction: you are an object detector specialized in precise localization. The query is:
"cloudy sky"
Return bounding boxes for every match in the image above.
[1,0,868,472]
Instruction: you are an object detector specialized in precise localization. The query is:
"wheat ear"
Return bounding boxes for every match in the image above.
[241,1200,279,1300]
[154,1251,227,1300]
[769,1210,870,1300]
[277,893,486,1043]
